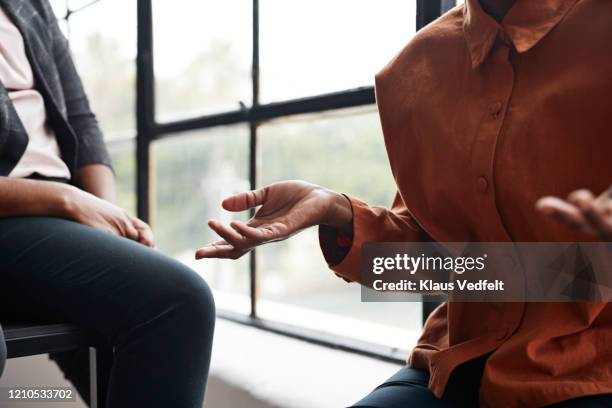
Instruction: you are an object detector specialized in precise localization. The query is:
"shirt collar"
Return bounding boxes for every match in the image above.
[463,0,579,68]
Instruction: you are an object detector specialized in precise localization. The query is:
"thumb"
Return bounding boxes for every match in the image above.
[222,188,268,212]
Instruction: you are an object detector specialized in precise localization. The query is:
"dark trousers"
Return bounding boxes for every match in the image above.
[0,216,215,408]
[351,355,612,408]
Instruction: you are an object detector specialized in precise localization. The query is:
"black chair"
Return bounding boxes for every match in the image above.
[0,323,112,408]
[0,324,5,377]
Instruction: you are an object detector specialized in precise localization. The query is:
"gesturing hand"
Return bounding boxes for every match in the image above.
[536,186,612,240]
[195,180,352,260]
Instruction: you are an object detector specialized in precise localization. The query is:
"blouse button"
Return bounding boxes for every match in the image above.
[489,101,503,116]
[477,176,488,192]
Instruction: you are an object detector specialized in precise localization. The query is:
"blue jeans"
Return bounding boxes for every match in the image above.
[352,355,612,407]
[0,217,215,408]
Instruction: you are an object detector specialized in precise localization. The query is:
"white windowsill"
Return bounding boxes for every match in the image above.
[206,319,406,408]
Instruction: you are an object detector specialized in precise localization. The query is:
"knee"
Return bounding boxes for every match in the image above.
[161,260,216,332]
[106,255,216,347]
[180,275,216,330]
[139,258,216,335]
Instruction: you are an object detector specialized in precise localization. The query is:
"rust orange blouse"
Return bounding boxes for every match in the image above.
[319,0,612,406]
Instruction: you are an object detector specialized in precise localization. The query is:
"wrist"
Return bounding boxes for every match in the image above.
[322,190,353,233]
[55,184,82,219]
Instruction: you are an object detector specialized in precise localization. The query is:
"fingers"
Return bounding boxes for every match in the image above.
[230,220,284,241]
[222,188,268,212]
[536,196,595,235]
[122,217,141,242]
[195,220,259,260]
[567,189,595,208]
[131,217,155,248]
[575,189,612,239]
[536,188,612,239]
[230,221,269,240]
[208,219,250,246]
[195,240,231,259]
[195,218,284,260]
[195,240,247,260]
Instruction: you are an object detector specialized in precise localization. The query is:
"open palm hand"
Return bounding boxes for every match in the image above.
[195,180,351,260]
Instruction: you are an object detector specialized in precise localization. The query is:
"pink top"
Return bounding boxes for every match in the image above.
[0,7,70,179]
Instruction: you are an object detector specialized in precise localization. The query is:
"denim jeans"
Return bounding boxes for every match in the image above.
[0,216,215,408]
[352,354,612,408]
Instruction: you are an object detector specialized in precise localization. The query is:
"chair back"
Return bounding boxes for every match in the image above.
[0,324,6,376]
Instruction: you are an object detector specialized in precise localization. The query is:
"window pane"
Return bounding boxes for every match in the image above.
[68,0,136,135]
[258,110,422,349]
[153,126,251,314]
[67,0,100,10]
[260,0,416,102]
[48,0,66,18]
[152,0,252,121]
[107,139,136,216]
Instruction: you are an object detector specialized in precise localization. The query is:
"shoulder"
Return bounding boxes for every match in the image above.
[375,5,468,101]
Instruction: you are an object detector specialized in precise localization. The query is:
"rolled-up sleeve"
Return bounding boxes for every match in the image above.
[319,192,429,283]
[48,2,112,169]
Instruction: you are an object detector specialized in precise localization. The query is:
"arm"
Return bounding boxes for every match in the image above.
[29,2,153,246]
[76,164,117,203]
[0,177,74,218]
[45,0,112,170]
[0,176,150,244]
[0,176,154,247]
[319,192,429,282]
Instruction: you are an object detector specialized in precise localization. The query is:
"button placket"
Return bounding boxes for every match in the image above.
[469,43,526,340]
[470,43,514,242]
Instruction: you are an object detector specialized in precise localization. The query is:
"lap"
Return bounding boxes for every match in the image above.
[350,366,451,408]
[352,362,612,408]
[0,216,210,340]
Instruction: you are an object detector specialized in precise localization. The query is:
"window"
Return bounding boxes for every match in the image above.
[259,0,416,102]
[152,0,252,121]
[152,126,252,315]
[56,0,454,362]
[257,110,422,349]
